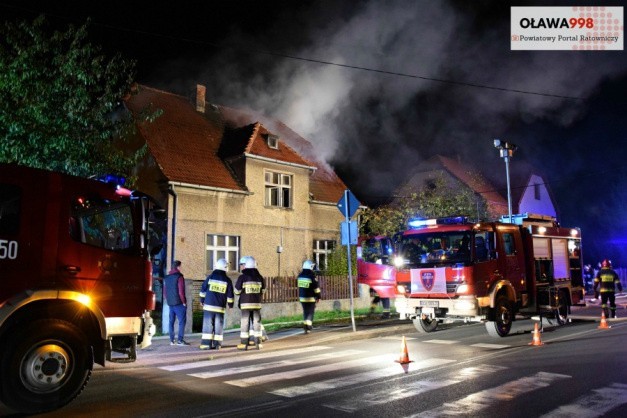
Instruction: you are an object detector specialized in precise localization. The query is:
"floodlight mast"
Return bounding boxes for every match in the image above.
[493,139,517,223]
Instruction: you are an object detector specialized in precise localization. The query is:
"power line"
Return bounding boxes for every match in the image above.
[0,3,583,101]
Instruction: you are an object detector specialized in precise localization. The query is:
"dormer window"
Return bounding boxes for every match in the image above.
[267,134,279,149]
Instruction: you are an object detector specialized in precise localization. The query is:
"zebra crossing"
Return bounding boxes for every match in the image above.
[158,345,627,416]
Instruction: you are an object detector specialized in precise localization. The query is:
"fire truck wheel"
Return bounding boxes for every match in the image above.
[0,319,93,414]
[485,296,513,337]
[412,316,438,333]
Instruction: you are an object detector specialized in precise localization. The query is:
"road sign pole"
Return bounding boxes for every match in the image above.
[343,190,357,333]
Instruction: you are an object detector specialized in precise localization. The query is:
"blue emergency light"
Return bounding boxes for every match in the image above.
[408,216,468,229]
[96,174,126,187]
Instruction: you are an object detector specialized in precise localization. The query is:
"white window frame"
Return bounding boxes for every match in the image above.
[313,239,335,271]
[206,234,240,273]
[267,134,279,149]
[265,170,292,208]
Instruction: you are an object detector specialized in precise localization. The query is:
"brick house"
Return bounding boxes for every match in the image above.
[394,155,558,220]
[125,85,349,282]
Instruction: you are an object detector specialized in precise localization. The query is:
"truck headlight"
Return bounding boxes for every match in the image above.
[394,256,405,268]
[456,284,469,294]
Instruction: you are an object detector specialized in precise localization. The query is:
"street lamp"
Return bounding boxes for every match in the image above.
[493,139,518,223]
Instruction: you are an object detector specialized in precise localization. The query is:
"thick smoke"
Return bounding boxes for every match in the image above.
[171,0,626,264]
[194,0,625,206]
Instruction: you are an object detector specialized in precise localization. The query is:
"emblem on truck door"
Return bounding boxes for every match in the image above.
[421,270,435,291]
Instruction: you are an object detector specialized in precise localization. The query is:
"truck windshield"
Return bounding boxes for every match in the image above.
[398,231,471,267]
[71,198,134,251]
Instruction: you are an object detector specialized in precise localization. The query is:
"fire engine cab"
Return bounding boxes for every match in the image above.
[0,163,164,414]
[358,214,585,337]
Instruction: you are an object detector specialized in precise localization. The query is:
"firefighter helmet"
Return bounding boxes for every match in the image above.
[601,259,612,268]
[244,257,257,269]
[215,258,228,271]
[302,260,316,270]
[239,256,250,265]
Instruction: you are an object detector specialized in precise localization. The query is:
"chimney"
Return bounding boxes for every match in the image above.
[196,84,206,113]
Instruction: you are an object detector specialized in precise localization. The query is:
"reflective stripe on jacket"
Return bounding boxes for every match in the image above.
[298,269,321,303]
[199,270,234,313]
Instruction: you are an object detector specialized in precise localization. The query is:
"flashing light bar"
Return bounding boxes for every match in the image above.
[96,174,126,187]
[408,216,468,229]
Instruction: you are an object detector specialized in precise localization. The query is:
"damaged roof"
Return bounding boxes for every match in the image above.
[125,85,347,203]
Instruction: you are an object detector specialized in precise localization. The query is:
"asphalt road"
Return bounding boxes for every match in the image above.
[2,296,626,417]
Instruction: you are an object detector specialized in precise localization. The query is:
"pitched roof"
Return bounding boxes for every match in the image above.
[434,155,509,211]
[125,85,347,203]
[221,122,315,170]
[219,106,348,204]
[125,86,241,190]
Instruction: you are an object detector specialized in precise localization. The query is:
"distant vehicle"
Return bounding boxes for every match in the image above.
[0,163,165,414]
[357,214,586,337]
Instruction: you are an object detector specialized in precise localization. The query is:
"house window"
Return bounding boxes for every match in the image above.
[206,234,239,272]
[267,134,279,149]
[534,183,540,200]
[313,239,335,271]
[265,171,292,208]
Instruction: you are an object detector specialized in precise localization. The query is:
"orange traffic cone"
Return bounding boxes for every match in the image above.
[598,311,611,329]
[528,322,544,346]
[395,336,413,364]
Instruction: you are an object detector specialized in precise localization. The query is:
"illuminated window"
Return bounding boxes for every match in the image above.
[265,171,292,208]
[206,234,239,272]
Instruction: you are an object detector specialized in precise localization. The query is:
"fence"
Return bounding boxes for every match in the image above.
[189,275,359,311]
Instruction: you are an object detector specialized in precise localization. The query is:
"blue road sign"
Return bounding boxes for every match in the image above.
[337,190,360,219]
[341,221,358,245]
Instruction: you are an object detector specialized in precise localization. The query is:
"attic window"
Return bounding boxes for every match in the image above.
[267,134,279,149]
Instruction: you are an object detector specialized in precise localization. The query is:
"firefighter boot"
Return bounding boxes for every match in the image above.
[214,342,221,351]
[237,339,248,351]
[255,337,263,350]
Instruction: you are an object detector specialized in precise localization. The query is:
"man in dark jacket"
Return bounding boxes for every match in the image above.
[298,260,321,334]
[199,259,234,350]
[163,260,189,346]
[235,256,265,350]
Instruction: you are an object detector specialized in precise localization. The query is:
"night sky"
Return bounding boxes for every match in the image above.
[2,0,626,266]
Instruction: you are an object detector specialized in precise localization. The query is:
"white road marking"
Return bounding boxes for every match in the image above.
[159,346,330,371]
[470,343,511,349]
[325,364,503,412]
[406,372,572,417]
[272,358,456,399]
[540,382,627,418]
[424,339,458,344]
[225,354,393,387]
[189,350,364,379]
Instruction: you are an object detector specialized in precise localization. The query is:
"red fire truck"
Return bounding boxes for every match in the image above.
[357,214,586,337]
[0,163,164,414]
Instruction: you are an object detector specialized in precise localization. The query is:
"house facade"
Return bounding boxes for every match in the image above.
[126,85,348,282]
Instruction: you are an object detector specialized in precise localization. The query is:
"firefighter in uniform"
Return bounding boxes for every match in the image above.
[199,258,234,350]
[594,259,623,318]
[298,260,321,334]
[235,257,265,349]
